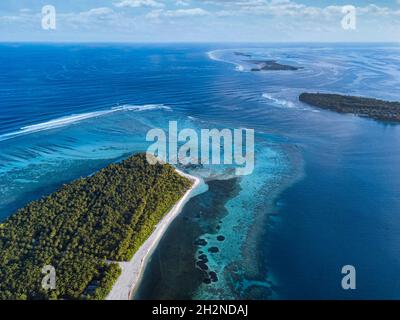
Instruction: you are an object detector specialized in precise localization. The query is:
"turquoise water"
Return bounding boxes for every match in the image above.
[1,43,400,299]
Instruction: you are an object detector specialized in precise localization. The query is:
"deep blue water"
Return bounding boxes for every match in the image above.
[1,43,400,299]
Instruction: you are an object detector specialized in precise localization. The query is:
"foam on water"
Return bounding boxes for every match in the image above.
[0,104,171,141]
[262,93,296,109]
[207,50,245,72]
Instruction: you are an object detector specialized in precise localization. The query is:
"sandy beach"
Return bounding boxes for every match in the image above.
[106,169,201,300]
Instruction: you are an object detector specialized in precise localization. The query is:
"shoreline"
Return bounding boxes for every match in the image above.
[106,169,201,300]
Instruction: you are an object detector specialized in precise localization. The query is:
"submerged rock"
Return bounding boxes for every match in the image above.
[196,261,209,271]
[208,246,219,253]
[198,254,208,261]
[209,271,218,282]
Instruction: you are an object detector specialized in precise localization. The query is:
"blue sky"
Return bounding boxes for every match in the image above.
[0,0,400,42]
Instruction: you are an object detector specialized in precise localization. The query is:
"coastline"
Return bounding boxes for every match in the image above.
[106,169,201,300]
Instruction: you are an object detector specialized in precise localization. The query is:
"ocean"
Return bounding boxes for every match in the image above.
[1,43,400,299]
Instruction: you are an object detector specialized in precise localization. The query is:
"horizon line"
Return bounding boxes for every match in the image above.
[0,40,399,45]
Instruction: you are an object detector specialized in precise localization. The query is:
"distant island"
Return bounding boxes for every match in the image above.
[0,153,193,300]
[234,51,252,58]
[299,93,400,123]
[247,60,301,72]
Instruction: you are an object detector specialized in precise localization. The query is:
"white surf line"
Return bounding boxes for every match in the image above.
[207,49,245,72]
[0,104,171,142]
[106,169,201,300]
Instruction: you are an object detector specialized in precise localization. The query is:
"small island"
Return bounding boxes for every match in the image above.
[247,60,301,71]
[299,92,400,123]
[234,51,252,58]
[0,153,193,300]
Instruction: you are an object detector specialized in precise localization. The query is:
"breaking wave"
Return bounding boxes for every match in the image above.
[0,104,171,141]
[262,93,296,108]
[207,50,245,72]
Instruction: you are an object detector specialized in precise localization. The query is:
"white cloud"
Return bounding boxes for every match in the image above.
[357,4,400,16]
[60,7,115,23]
[165,8,209,17]
[54,7,135,31]
[83,7,114,16]
[209,0,400,18]
[145,9,164,19]
[113,0,165,8]
[1,0,400,42]
[176,0,190,6]
[147,7,209,19]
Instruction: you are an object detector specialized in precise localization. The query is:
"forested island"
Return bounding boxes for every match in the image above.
[0,153,192,300]
[248,60,301,71]
[234,51,252,57]
[299,93,400,122]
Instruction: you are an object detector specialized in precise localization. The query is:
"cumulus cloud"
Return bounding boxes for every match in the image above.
[358,4,400,16]
[165,8,209,17]
[207,0,400,18]
[1,0,400,42]
[175,0,190,6]
[83,7,114,16]
[51,6,140,32]
[113,0,165,8]
[146,7,209,19]
[59,7,115,23]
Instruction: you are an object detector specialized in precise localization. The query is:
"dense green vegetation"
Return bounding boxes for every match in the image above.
[248,60,300,71]
[88,263,122,300]
[0,153,192,300]
[299,92,400,122]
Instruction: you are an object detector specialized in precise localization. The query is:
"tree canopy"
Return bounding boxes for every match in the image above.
[0,153,192,300]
